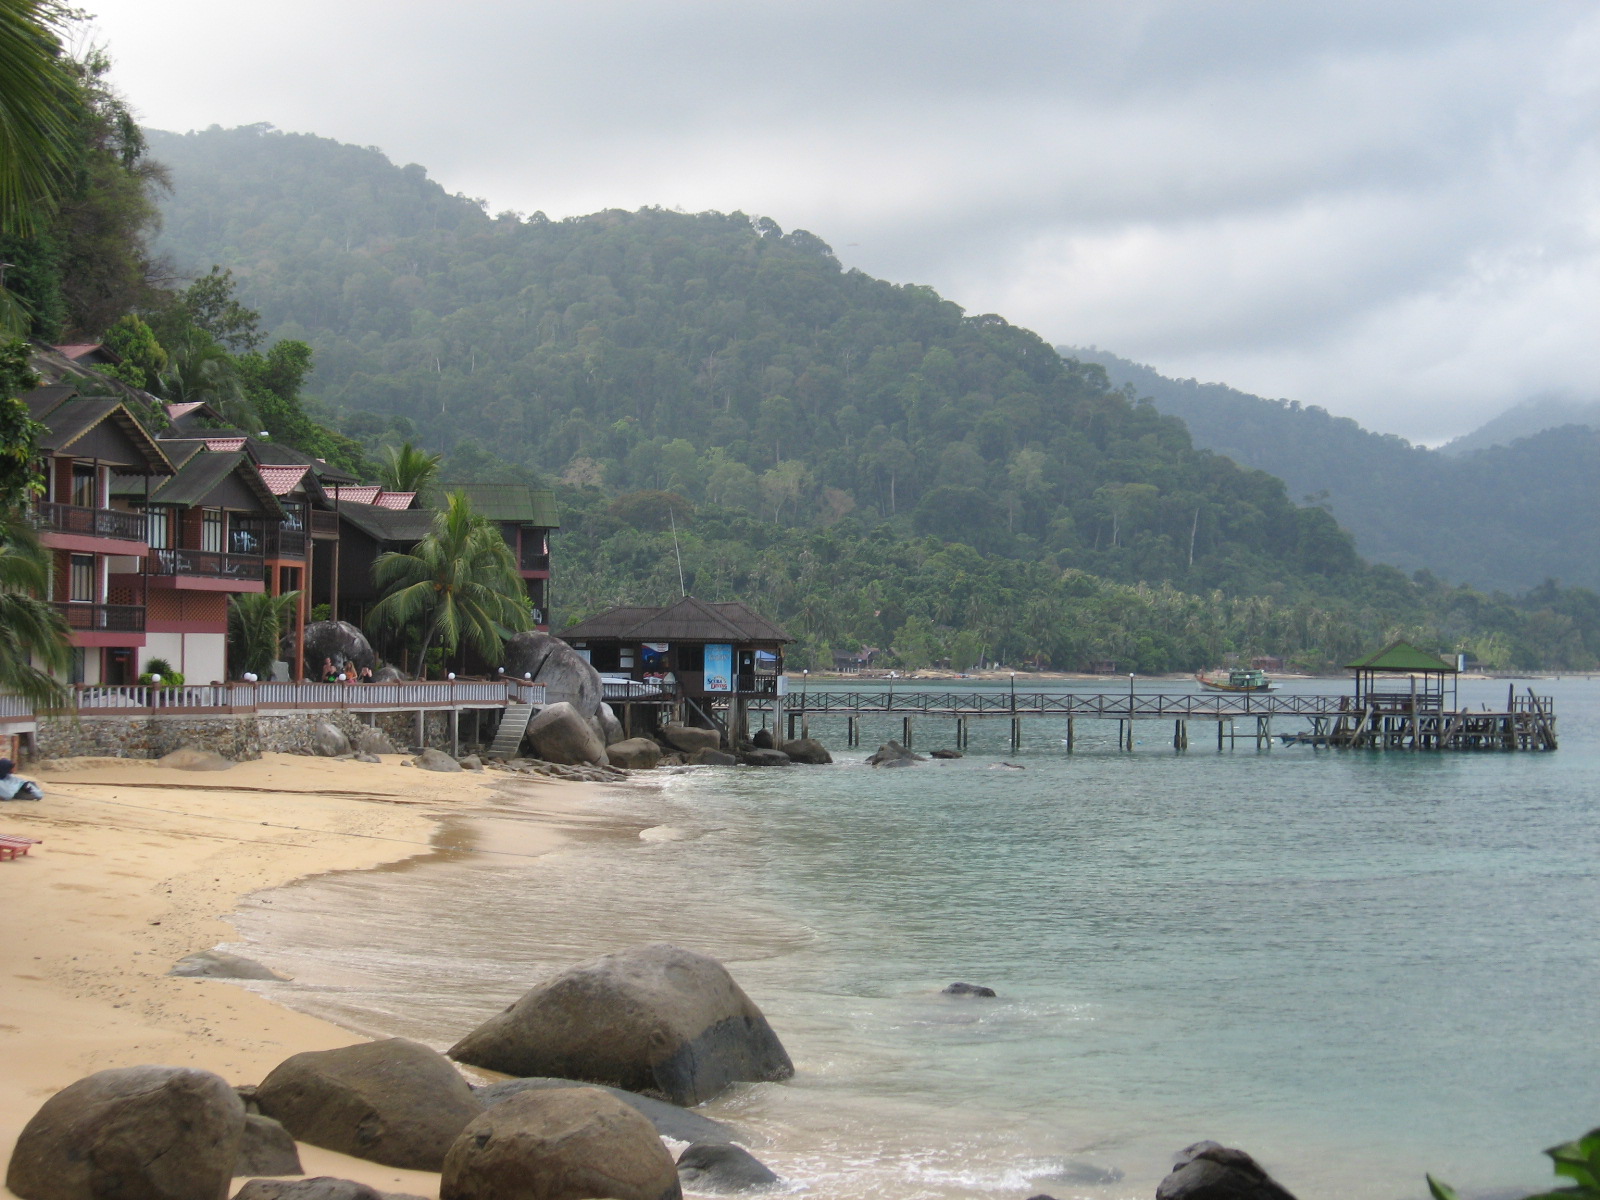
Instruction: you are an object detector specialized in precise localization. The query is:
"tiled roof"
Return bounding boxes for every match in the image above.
[165,402,205,420]
[257,464,312,495]
[139,450,283,516]
[337,501,436,545]
[329,485,382,505]
[203,436,247,452]
[52,343,118,363]
[453,483,560,527]
[36,398,174,473]
[373,491,416,510]
[1345,641,1458,673]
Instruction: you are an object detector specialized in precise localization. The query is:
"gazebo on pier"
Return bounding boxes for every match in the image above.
[1345,641,1459,714]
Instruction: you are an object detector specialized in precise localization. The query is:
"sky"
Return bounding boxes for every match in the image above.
[86,1,1599,443]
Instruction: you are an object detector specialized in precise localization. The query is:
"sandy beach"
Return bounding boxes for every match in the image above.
[0,752,617,1200]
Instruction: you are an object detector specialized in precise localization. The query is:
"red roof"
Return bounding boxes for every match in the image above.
[257,464,311,496]
[166,402,205,420]
[203,436,247,452]
[330,485,382,505]
[53,343,119,363]
[373,491,416,510]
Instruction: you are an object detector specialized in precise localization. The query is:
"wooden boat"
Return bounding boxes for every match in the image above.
[1196,667,1275,692]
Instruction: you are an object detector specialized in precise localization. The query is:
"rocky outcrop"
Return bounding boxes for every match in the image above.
[1155,1142,1298,1200]
[7,1065,245,1200]
[233,1114,303,1177]
[474,1078,741,1145]
[605,738,662,769]
[597,703,626,745]
[502,633,603,717]
[942,981,996,998]
[688,747,738,766]
[675,1143,781,1193]
[413,747,461,772]
[352,727,397,756]
[780,738,832,764]
[750,728,775,749]
[866,740,924,767]
[234,1181,384,1200]
[371,666,405,683]
[737,749,791,767]
[442,1088,681,1200]
[255,1038,483,1172]
[929,748,963,759]
[170,950,289,981]
[659,723,720,755]
[310,721,350,757]
[301,621,374,678]
[448,943,794,1107]
[525,701,608,766]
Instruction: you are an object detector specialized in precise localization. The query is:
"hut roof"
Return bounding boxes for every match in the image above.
[559,596,792,644]
[454,483,560,527]
[1344,641,1458,673]
[337,501,436,546]
[35,397,173,473]
[116,450,283,518]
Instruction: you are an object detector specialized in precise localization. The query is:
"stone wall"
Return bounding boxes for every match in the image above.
[33,708,462,762]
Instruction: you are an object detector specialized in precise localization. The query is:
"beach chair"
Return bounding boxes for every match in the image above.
[0,834,42,861]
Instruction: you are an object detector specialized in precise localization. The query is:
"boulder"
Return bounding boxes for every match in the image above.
[301,621,374,678]
[352,727,397,756]
[780,738,832,764]
[866,740,924,768]
[354,752,381,764]
[441,1088,680,1200]
[458,754,484,771]
[414,747,461,773]
[737,749,791,767]
[310,721,350,758]
[929,748,963,759]
[525,702,607,766]
[158,746,235,771]
[688,748,737,767]
[372,666,405,683]
[448,942,794,1107]
[255,1038,483,1172]
[170,950,289,981]
[750,728,775,750]
[597,703,626,745]
[1156,1142,1298,1200]
[501,632,603,718]
[234,1181,382,1200]
[6,1064,245,1200]
[659,723,721,755]
[942,981,996,998]
[605,738,662,770]
[675,1143,781,1193]
[234,1114,303,1177]
[474,1078,742,1145]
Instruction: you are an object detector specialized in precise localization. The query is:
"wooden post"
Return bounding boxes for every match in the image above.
[1217,719,1225,750]
[1065,716,1074,752]
[902,715,912,748]
[414,708,424,750]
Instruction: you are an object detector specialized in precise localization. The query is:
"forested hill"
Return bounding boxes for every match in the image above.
[1068,347,1600,593]
[148,124,1365,601]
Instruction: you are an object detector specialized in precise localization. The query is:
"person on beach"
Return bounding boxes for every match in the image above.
[0,758,42,801]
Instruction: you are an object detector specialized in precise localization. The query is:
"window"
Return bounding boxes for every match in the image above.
[69,647,86,685]
[70,554,95,602]
[145,506,169,549]
[676,644,704,671]
[202,510,224,553]
[71,466,96,507]
[280,502,305,532]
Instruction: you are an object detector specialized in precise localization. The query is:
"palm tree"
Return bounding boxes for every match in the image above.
[227,589,301,679]
[368,492,531,676]
[376,441,442,500]
[0,510,69,706]
[0,0,76,237]
[155,333,256,430]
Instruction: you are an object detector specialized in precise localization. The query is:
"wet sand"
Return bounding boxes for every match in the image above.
[0,752,614,1200]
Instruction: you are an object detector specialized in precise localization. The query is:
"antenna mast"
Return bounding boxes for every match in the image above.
[670,507,686,597]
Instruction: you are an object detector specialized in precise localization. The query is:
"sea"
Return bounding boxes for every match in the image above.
[226,676,1600,1200]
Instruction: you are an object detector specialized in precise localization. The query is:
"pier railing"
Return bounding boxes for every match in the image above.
[757,690,1369,718]
[24,679,546,718]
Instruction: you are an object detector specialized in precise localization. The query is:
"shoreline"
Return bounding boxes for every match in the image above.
[0,752,621,1200]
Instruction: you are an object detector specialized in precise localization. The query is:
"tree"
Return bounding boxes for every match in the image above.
[155,331,253,428]
[0,0,76,237]
[0,337,45,505]
[368,492,531,676]
[0,511,69,706]
[227,590,300,679]
[99,313,166,389]
[376,441,442,499]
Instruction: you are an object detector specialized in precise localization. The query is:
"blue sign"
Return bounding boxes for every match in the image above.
[704,643,733,692]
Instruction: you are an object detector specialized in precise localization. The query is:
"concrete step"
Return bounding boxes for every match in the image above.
[487,703,536,760]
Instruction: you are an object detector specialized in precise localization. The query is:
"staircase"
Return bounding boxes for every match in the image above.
[486,703,536,760]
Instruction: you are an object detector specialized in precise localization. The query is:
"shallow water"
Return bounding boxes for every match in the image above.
[229,676,1600,1200]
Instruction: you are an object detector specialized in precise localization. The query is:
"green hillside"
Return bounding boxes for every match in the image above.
[1070,347,1600,593]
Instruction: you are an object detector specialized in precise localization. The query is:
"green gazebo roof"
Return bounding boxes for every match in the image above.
[1345,641,1458,673]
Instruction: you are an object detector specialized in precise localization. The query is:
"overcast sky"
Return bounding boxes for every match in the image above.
[87,1,1598,443]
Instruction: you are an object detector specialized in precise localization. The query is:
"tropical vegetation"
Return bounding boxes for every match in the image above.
[227,590,301,679]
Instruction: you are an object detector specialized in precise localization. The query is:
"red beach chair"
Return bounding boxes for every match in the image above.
[0,834,42,861]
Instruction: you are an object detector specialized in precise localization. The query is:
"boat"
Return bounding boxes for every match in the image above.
[1196,667,1276,692]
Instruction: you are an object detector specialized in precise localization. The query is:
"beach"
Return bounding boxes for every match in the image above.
[0,752,615,1200]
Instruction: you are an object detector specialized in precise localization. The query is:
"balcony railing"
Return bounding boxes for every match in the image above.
[519,550,550,572]
[53,601,145,632]
[309,509,340,536]
[35,502,146,542]
[262,529,308,559]
[147,548,265,582]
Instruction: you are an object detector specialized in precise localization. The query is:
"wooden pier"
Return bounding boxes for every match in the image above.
[751,684,1557,752]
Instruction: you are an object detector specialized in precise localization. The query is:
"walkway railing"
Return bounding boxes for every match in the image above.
[13,679,546,719]
[755,690,1410,718]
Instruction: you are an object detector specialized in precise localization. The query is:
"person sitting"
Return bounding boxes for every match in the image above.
[0,759,43,801]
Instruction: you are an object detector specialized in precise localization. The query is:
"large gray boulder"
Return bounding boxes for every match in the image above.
[7,1064,245,1200]
[233,1182,382,1200]
[255,1038,483,1172]
[1156,1142,1298,1200]
[169,950,288,981]
[866,740,923,767]
[448,943,794,1107]
[659,723,720,755]
[675,1143,781,1193]
[737,749,791,767]
[352,727,397,756]
[525,701,607,766]
[597,703,626,745]
[300,621,374,677]
[441,1088,681,1200]
[413,747,462,773]
[310,721,349,757]
[605,738,662,769]
[233,1114,303,1177]
[688,747,738,766]
[474,1078,742,1145]
[780,738,832,764]
[502,632,603,717]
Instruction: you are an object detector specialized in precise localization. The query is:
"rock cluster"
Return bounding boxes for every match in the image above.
[866,740,924,767]
[1156,1142,1298,1200]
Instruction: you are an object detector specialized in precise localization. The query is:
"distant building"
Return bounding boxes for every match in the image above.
[452,484,559,630]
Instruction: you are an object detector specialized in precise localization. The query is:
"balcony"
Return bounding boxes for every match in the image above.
[54,601,145,633]
[309,509,340,537]
[147,547,266,583]
[262,529,308,559]
[35,501,146,542]
[519,549,551,573]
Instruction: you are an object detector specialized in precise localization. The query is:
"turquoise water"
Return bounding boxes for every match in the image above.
[232,677,1600,1200]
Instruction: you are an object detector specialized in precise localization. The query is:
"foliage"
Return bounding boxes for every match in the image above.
[376,441,441,499]
[0,0,77,236]
[136,656,183,686]
[368,492,532,675]
[0,336,45,505]
[0,510,68,706]
[1429,1127,1600,1200]
[99,312,166,388]
[227,589,300,679]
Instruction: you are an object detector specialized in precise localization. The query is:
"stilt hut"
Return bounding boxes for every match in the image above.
[1346,641,1459,715]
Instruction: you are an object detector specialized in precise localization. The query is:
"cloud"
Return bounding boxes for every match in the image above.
[90,0,1599,440]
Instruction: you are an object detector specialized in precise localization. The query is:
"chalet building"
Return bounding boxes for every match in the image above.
[325,501,435,632]
[455,484,558,630]
[25,387,173,685]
